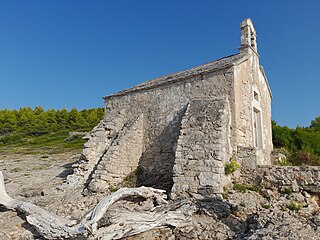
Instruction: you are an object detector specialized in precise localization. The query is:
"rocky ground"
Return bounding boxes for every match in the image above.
[0,150,99,239]
[0,151,319,239]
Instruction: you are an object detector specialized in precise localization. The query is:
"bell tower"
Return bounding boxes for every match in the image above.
[240,18,258,54]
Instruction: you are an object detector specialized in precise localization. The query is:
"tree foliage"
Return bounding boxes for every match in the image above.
[272,117,320,166]
[310,116,320,131]
[0,107,104,146]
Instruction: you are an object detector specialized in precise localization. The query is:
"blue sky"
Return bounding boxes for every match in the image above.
[0,0,319,128]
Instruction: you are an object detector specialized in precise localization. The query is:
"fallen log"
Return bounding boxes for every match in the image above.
[0,171,193,239]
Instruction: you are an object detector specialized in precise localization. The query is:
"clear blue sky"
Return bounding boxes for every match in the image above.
[0,0,319,128]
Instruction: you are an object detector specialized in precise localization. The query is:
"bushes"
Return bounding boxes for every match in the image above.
[289,150,320,166]
[225,160,239,175]
[272,119,320,154]
[272,121,295,150]
[233,183,261,193]
[273,149,320,166]
[287,199,303,211]
[0,107,104,146]
[261,204,271,209]
[0,107,104,153]
[272,117,320,166]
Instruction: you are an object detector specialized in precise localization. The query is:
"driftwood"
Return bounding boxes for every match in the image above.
[0,171,193,239]
[93,202,193,240]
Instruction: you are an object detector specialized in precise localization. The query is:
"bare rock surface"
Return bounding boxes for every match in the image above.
[0,151,320,240]
[0,151,96,239]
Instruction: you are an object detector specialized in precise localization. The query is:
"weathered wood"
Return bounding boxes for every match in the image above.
[92,202,194,240]
[0,171,14,208]
[81,187,168,233]
[0,171,192,239]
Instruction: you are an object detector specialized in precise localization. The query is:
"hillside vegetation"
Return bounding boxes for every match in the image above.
[0,107,104,154]
[272,116,320,166]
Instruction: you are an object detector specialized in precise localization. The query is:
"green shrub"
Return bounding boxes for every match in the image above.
[287,199,302,211]
[289,150,320,166]
[248,184,262,192]
[109,185,120,192]
[222,192,229,200]
[0,107,104,153]
[121,167,143,188]
[233,183,261,193]
[272,118,320,166]
[223,185,228,192]
[272,147,290,156]
[281,188,292,195]
[233,183,247,193]
[261,204,271,209]
[225,160,239,175]
[279,155,290,166]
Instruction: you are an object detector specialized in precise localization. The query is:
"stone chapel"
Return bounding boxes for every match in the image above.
[68,18,273,199]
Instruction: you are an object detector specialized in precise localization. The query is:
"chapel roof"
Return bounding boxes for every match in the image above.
[103,52,249,99]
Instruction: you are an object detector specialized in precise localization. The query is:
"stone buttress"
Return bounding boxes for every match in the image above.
[171,97,231,199]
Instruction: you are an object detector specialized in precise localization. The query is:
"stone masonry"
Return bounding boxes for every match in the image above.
[171,98,231,199]
[257,166,320,194]
[68,19,273,198]
[88,114,144,192]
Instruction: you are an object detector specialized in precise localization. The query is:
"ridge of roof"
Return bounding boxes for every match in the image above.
[104,52,250,99]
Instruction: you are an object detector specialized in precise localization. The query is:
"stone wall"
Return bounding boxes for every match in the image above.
[104,65,237,154]
[235,18,273,158]
[88,114,144,192]
[257,166,320,194]
[100,69,237,193]
[233,53,273,159]
[171,98,231,199]
[69,67,237,192]
[237,146,271,176]
[67,109,130,187]
[136,106,186,193]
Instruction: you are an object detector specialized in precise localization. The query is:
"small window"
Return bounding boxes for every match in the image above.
[254,91,259,101]
[251,37,255,47]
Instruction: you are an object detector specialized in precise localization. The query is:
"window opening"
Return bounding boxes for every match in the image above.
[254,91,259,102]
[253,108,262,148]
